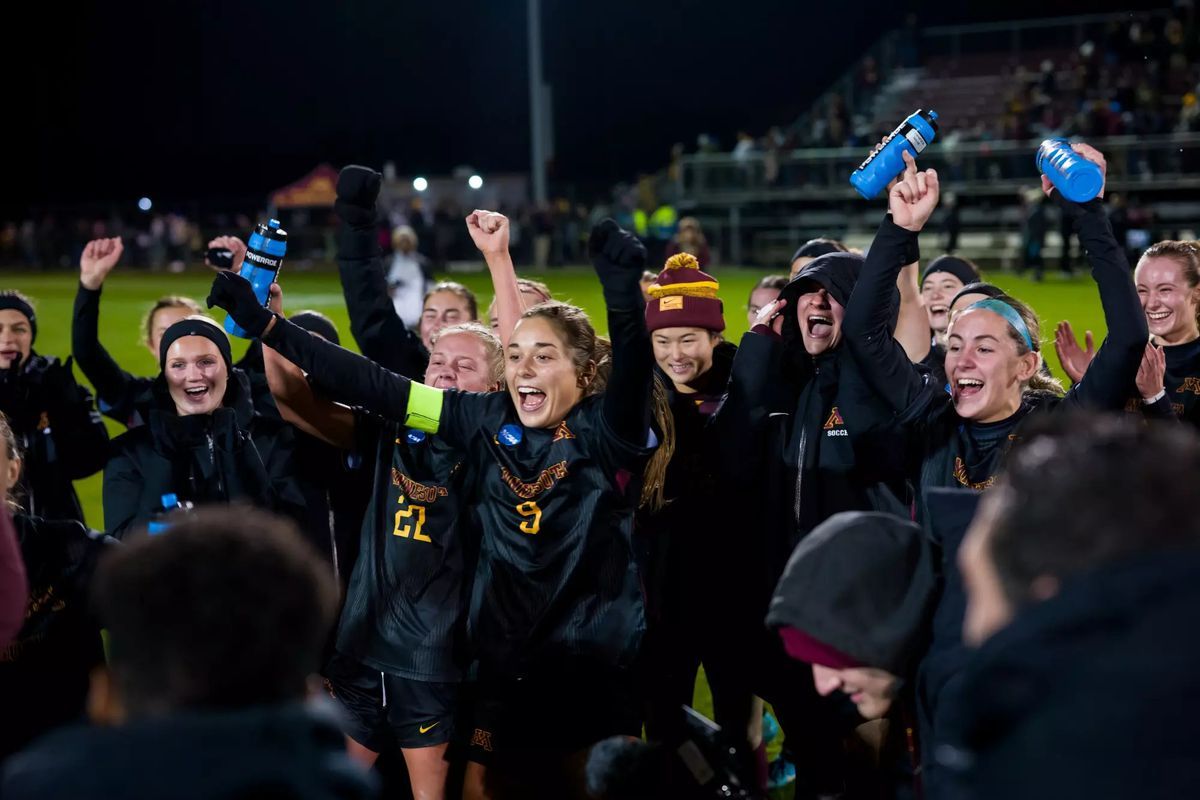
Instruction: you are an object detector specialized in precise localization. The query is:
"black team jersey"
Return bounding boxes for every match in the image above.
[334,414,473,682]
[439,391,651,677]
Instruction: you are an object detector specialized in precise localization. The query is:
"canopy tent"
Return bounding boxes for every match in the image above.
[269,164,338,209]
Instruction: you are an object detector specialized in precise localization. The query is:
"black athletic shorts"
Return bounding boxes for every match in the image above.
[458,659,642,768]
[324,652,458,750]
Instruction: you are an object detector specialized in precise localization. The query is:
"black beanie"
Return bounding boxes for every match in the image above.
[0,292,37,344]
[289,311,340,346]
[921,255,981,288]
[767,511,937,676]
[790,238,846,266]
[158,317,233,374]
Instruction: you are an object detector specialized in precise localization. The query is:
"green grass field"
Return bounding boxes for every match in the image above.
[6,264,1109,784]
[9,264,1109,529]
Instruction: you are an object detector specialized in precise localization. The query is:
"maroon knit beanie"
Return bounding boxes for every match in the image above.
[644,253,725,333]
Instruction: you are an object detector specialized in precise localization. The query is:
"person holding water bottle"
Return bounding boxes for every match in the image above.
[102,316,304,538]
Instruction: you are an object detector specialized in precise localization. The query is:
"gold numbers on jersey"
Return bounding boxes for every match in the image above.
[394,496,431,543]
[516,500,542,535]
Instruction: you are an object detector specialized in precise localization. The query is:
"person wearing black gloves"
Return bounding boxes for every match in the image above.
[102,316,303,538]
[210,218,660,799]
[0,411,116,759]
[0,290,109,524]
[334,165,480,378]
[841,145,1145,517]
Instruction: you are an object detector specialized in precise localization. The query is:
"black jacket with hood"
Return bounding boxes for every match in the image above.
[72,284,278,429]
[0,353,109,525]
[937,548,1200,800]
[2,702,377,800]
[713,252,910,607]
[102,370,303,538]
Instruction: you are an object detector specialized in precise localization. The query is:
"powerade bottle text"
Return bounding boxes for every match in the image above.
[1036,138,1103,203]
[224,219,288,339]
[850,109,940,199]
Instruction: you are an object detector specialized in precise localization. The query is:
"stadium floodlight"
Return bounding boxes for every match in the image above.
[412,177,429,192]
[137,197,153,212]
[468,174,483,190]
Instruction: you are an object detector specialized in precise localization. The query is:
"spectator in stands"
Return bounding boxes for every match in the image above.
[664,216,711,268]
[945,415,1200,799]
[0,290,109,525]
[1019,190,1048,281]
[386,225,434,329]
[1,506,375,800]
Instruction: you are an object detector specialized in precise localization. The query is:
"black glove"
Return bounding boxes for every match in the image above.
[335,165,382,231]
[589,219,646,308]
[206,271,274,338]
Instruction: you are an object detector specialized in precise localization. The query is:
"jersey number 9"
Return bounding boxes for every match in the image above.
[516,501,541,535]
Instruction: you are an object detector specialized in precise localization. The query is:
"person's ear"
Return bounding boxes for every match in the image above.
[87,666,126,726]
[4,455,21,492]
[577,360,597,390]
[1016,351,1041,383]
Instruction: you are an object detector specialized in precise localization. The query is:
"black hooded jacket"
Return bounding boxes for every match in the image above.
[0,353,109,525]
[937,549,1200,800]
[713,253,909,606]
[72,284,278,428]
[2,702,377,800]
[102,370,303,538]
[0,514,114,759]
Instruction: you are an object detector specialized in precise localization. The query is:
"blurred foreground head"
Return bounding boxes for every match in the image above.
[90,506,339,721]
[960,413,1200,645]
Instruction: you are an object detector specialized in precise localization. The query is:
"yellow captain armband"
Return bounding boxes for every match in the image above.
[405,381,444,433]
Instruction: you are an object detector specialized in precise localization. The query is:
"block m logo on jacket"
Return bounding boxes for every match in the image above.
[824,407,848,437]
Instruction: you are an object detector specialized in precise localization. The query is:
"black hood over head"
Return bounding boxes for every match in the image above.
[778,252,899,362]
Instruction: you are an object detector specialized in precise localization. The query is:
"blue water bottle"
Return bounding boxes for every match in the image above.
[147,493,193,535]
[224,219,288,338]
[1036,138,1103,203]
[850,109,940,199]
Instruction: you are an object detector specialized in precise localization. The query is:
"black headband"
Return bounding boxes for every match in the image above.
[158,317,233,373]
[921,255,981,288]
[949,281,1005,310]
[0,294,36,344]
[289,311,340,346]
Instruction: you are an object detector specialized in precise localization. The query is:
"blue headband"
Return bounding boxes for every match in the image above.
[965,298,1034,351]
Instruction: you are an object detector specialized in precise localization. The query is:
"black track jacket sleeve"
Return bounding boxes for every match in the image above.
[337,225,428,379]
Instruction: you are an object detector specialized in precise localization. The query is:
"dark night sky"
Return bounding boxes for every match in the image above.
[3,0,1151,213]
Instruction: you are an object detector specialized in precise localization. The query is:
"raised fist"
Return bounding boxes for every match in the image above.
[207,235,247,273]
[80,237,124,290]
[335,165,382,230]
[466,210,510,256]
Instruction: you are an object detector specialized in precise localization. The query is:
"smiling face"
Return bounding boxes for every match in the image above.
[811,664,899,720]
[164,337,228,416]
[420,290,473,350]
[147,305,195,359]
[652,327,717,391]
[795,287,845,356]
[922,272,966,336]
[505,315,586,429]
[424,332,494,392]
[1136,256,1200,345]
[747,286,782,329]
[0,309,33,370]
[945,309,1039,423]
